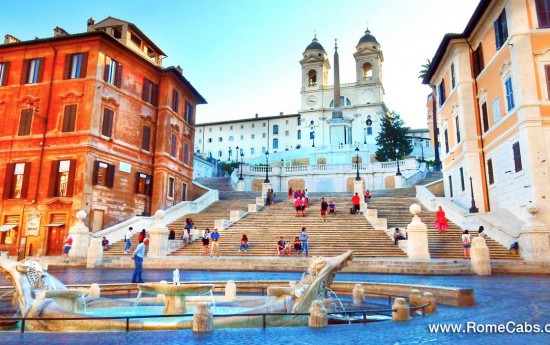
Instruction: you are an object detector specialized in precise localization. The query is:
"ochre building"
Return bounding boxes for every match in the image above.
[0,17,206,256]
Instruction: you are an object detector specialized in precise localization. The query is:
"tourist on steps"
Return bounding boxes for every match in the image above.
[293,236,302,255]
[288,186,293,199]
[364,189,371,202]
[202,229,210,254]
[210,228,220,257]
[352,193,361,214]
[131,238,148,283]
[277,237,291,255]
[239,234,249,252]
[393,228,406,245]
[168,227,176,240]
[435,206,450,233]
[298,227,309,258]
[138,229,146,243]
[320,197,329,222]
[462,230,471,259]
[124,227,132,254]
[329,200,336,214]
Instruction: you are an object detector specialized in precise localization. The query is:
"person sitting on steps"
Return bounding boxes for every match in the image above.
[277,236,291,255]
[393,228,406,245]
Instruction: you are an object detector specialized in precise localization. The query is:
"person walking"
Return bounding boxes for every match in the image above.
[352,192,361,215]
[320,197,329,222]
[462,230,472,259]
[239,234,249,252]
[298,227,309,257]
[210,228,220,257]
[288,186,293,199]
[131,238,148,283]
[435,206,450,233]
[124,227,133,254]
[138,229,146,243]
[202,229,211,254]
[168,227,176,240]
[62,233,73,263]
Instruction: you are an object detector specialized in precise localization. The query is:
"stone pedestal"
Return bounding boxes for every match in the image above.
[262,182,272,204]
[519,204,550,261]
[68,210,90,258]
[193,303,213,332]
[86,237,103,268]
[470,237,492,275]
[392,298,410,321]
[394,175,402,188]
[308,300,328,328]
[406,204,430,259]
[88,283,101,298]
[422,292,437,313]
[236,179,245,191]
[214,219,227,231]
[409,289,423,308]
[352,284,365,306]
[225,280,237,301]
[230,210,245,222]
[354,180,366,209]
[147,210,169,257]
[248,204,259,213]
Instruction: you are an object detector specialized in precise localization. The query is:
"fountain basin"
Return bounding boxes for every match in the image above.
[137,283,214,315]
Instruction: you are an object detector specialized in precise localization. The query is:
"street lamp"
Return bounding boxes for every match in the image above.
[310,122,315,147]
[239,151,244,180]
[395,147,402,176]
[228,147,232,162]
[264,151,270,183]
[143,176,151,216]
[355,146,361,181]
[469,176,479,213]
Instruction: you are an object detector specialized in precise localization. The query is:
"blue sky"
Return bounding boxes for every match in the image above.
[1,0,479,128]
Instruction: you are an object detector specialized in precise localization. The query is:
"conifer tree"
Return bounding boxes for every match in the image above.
[375,111,413,162]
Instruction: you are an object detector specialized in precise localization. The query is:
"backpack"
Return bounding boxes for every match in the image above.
[462,236,470,245]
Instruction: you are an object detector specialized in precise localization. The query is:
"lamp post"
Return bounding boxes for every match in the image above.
[395,147,402,176]
[310,123,315,147]
[143,176,151,216]
[228,147,232,162]
[239,151,244,180]
[355,146,361,181]
[264,151,270,183]
[469,176,479,213]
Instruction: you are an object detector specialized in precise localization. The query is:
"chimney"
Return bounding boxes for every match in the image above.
[87,17,95,27]
[280,112,283,115]
[4,34,20,44]
[176,65,183,74]
[255,113,258,118]
[53,26,69,37]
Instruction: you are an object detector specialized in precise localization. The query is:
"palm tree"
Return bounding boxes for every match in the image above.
[419,59,441,171]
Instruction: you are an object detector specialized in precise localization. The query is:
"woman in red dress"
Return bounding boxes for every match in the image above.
[435,206,449,233]
[288,187,293,199]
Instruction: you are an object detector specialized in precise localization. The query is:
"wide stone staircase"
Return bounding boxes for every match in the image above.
[170,196,407,258]
[103,199,254,257]
[194,177,234,191]
[367,196,520,260]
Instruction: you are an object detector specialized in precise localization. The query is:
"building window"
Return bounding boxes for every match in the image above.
[0,62,10,86]
[62,105,77,133]
[209,128,212,132]
[444,129,449,153]
[251,134,255,139]
[545,65,550,97]
[450,64,456,89]
[536,0,550,28]
[101,108,114,137]
[92,161,115,187]
[251,124,255,128]
[240,125,244,129]
[172,89,179,112]
[285,131,289,136]
[367,127,373,135]
[218,137,223,142]
[48,160,76,197]
[103,56,122,87]
[505,77,515,111]
[183,143,189,164]
[2,162,30,199]
[473,44,484,78]
[513,142,522,172]
[185,102,193,124]
[230,125,233,130]
[0,216,19,245]
[64,53,87,79]
[285,120,289,125]
[263,123,266,127]
[142,78,159,106]
[170,133,177,158]
[218,150,222,157]
[487,159,494,185]
[18,109,33,136]
[297,130,301,140]
[273,138,279,149]
[250,148,255,155]
[168,177,175,198]
[229,136,234,141]
[262,133,266,138]
[494,10,509,50]
[491,98,502,124]
[297,117,301,126]
[208,138,212,143]
[448,175,453,198]
[198,139,202,144]
[273,125,279,135]
[141,125,151,151]
[262,147,266,154]
[23,58,44,84]
[455,116,461,143]
[438,80,446,107]
[459,167,465,191]
[135,173,151,195]
[240,135,243,140]
[481,102,489,133]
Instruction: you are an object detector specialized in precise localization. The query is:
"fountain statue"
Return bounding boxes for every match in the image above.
[0,250,354,331]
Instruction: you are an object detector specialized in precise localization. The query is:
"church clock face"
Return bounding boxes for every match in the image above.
[362,90,375,103]
[306,95,318,106]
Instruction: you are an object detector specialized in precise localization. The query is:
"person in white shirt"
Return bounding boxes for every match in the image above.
[462,230,472,259]
[124,227,133,254]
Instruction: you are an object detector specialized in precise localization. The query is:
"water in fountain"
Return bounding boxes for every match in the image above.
[208,290,216,312]
[133,291,142,308]
[80,295,87,313]
[325,287,350,324]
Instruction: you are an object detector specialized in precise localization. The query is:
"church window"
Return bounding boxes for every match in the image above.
[362,62,372,79]
[308,69,317,86]
[329,97,352,107]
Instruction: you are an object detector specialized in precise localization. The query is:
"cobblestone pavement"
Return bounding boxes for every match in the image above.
[2,268,550,344]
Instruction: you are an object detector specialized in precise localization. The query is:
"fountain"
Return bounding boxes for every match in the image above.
[0,251,355,331]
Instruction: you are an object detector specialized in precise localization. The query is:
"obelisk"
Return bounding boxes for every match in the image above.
[332,39,343,120]
[329,39,347,149]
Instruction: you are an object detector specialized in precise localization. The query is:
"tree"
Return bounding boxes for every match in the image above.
[375,111,413,162]
[419,58,442,171]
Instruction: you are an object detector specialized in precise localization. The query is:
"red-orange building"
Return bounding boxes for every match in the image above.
[0,17,206,256]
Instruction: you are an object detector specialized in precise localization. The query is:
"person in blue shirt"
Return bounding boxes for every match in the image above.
[131,238,148,283]
[210,228,220,257]
[298,227,309,258]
